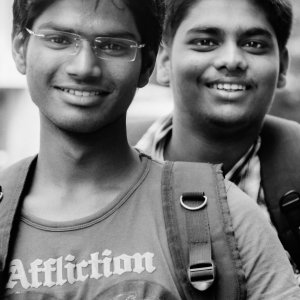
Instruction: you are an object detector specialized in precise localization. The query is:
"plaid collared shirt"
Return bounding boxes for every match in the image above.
[136,113,264,207]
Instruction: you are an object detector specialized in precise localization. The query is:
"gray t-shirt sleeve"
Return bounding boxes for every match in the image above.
[225,180,300,299]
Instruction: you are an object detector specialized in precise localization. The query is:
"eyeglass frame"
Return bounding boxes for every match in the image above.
[25,28,146,62]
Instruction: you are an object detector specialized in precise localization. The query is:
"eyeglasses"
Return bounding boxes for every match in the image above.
[25,28,145,62]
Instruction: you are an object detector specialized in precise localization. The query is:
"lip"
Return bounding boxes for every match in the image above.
[54,85,112,107]
[55,86,111,97]
[204,79,255,101]
[206,79,253,92]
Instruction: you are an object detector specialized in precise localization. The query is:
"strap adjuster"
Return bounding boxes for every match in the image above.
[280,190,300,236]
[189,262,215,291]
[280,190,300,213]
[0,186,3,202]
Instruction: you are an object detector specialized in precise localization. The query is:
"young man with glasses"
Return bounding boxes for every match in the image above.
[0,0,300,299]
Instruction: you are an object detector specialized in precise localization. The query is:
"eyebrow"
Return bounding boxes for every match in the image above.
[36,22,139,40]
[239,27,274,40]
[37,23,77,34]
[186,26,274,40]
[187,27,222,36]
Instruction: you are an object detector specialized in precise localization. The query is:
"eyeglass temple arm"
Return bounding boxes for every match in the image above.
[25,28,45,37]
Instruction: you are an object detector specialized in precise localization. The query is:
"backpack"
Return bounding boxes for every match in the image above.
[0,156,35,291]
[260,115,300,269]
[128,114,300,270]
[0,156,246,299]
[161,161,246,299]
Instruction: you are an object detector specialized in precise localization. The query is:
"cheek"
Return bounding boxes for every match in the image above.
[257,66,279,104]
[171,48,208,83]
[262,68,279,85]
[171,56,207,103]
[111,58,142,84]
[26,63,50,102]
[26,48,53,86]
[109,64,141,109]
[26,66,46,103]
[114,71,139,100]
[254,55,280,85]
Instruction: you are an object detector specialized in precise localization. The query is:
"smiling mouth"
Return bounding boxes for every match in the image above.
[207,83,248,92]
[57,87,108,96]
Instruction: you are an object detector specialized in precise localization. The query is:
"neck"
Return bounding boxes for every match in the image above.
[165,115,262,174]
[23,115,143,221]
[37,115,139,187]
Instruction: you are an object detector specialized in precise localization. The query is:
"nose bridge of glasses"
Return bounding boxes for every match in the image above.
[73,35,110,58]
[72,35,97,58]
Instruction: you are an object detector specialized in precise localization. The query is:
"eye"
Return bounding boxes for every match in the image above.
[190,38,219,51]
[242,40,268,53]
[50,36,71,44]
[101,42,124,51]
[43,33,75,48]
[94,39,132,57]
[196,39,216,46]
[244,41,263,48]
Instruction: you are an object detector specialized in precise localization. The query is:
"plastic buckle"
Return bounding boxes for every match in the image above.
[180,192,207,211]
[280,190,300,213]
[188,262,215,291]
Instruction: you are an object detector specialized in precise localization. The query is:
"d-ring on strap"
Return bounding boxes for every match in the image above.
[180,192,215,291]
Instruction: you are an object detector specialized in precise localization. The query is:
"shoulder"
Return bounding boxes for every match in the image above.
[259,115,300,169]
[0,156,36,189]
[225,180,269,228]
[262,115,300,138]
[225,180,300,299]
[264,114,300,128]
[138,152,164,180]
[134,113,173,156]
[259,115,300,181]
[0,156,36,235]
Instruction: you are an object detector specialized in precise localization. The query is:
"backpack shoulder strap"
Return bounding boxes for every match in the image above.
[260,115,300,268]
[161,161,246,300]
[0,155,37,287]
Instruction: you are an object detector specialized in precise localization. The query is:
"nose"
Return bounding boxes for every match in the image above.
[213,41,248,73]
[65,40,102,79]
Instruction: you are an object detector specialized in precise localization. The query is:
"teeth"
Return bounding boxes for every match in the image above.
[212,83,246,91]
[224,83,230,90]
[60,88,102,96]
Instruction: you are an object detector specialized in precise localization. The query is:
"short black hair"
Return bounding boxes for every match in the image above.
[12,0,165,57]
[163,0,293,51]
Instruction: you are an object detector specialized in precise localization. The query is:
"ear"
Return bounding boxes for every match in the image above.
[156,44,171,87]
[277,47,289,89]
[12,32,28,75]
[138,50,157,88]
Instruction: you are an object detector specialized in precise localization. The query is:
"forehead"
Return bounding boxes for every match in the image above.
[179,0,275,37]
[32,0,139,37]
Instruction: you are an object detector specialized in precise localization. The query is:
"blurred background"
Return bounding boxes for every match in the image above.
[0,0,300,167]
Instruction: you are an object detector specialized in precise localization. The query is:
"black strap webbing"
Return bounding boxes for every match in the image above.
[180,192,215,291]
[0,156,36,289]
[161,161,246,300]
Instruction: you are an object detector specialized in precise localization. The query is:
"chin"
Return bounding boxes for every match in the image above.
[49,118,106,135]
[207,114,251,131]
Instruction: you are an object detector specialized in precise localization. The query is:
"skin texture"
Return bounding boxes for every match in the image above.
[157,0,288,170]
[11,0,155,221]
